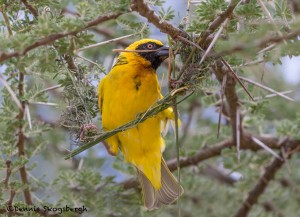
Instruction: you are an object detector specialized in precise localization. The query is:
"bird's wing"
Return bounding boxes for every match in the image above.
[97,76,119,156]
[97,77,106,114]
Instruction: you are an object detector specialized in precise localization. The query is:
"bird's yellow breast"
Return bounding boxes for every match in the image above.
[100,63,160,129]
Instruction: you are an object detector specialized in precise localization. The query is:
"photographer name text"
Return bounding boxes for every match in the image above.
[6,205,88,214]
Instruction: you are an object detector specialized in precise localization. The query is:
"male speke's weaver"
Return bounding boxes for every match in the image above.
[98,39,183,210]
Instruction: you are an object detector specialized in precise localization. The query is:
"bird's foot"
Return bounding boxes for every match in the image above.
[78,124,117,156]
[169,79,184,89]
[79,123,99,142]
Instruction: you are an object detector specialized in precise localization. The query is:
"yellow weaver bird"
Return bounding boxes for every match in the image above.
[98,39,183,210]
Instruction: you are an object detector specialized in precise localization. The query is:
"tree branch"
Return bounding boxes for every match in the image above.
[0,12,122,63]
[0,6,13,37]
[1,160,12,189]
[212,61,240,146]
[233,140,300,217]
[21,0,39,17]
[131,0,188,39]
[92,28,131,47]
[17,69,33,205]
[289,0,300,14]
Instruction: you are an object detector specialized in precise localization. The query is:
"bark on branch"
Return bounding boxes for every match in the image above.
[212,61,240,145]
[131,0,188,39]
[0,12,122,63]
[21,0,39,17]
[17,70,32,205]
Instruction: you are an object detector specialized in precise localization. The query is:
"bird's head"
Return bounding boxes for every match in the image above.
[116,39,169,70]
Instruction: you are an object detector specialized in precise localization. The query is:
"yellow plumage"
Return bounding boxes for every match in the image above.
[98,39,183,209]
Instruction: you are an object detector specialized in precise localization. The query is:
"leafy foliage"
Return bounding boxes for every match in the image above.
[158,6,175,22]
[117,19,150,37]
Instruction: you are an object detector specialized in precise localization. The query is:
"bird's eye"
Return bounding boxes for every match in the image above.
[146,43,154,49]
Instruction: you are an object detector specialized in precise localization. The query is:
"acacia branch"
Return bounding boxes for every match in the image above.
[5,189,16,208]
[212,61,240,146]
[92,28,131,47]
[21,0,39,17]
[233,140,300,217]
[17,69,33,205]
[289,0,300,14]
[131,0,188,39]
[0,6,13,36]
[1,160,12,189]
[0,12,122,63]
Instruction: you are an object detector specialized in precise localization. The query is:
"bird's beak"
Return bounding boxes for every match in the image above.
[156,46,170,57]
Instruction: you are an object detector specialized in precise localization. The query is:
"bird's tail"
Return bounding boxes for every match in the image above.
[137,158,184,210]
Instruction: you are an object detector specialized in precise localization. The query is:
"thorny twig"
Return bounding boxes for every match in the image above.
[0,74,23,110]
[238,76,294,102]
[200,18,229,65]
[75,34,137,53]
[221,58,254,101]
